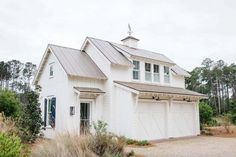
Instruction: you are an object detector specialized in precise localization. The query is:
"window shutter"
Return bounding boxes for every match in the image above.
[44,99,47,127]
[51,97,56,128]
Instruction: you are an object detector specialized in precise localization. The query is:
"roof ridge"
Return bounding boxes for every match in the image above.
[87,37,174,61]
[49,44,81,52]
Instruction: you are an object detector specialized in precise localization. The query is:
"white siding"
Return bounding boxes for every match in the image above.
[38,52,70,138]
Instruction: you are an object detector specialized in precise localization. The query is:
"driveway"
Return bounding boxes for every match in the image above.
[125,136,236,157]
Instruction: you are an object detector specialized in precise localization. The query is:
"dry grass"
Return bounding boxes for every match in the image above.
[205,126,236,137]
[0,112,18,135]
[31,134,97,157]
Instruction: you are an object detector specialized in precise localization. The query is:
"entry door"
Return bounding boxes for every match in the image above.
[80,102,90,134]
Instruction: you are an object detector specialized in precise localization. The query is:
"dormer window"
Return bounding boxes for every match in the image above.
[153,64,160,82]
[145,63,152,81]
[49,64,54,77]
[133,60,140,80]
[164,66,170,83]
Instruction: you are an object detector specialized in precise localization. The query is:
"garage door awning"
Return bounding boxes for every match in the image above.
[114,81,207,98]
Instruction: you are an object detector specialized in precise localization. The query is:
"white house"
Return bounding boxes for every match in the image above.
[33,34,206,140]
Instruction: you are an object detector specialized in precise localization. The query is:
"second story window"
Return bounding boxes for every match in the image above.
[49,64,54,77]
[153,64,160,82]
[164,66,170,83]
[145,63,152,81]
[133,60,140,80]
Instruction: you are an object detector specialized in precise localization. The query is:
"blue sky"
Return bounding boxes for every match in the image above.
[0,0,235,71]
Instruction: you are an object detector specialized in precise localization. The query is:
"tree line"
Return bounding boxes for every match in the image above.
[186,58,236,114]
[0,60,36,92]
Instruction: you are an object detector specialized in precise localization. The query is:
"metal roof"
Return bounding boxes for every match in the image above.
[49,44,107,80]
[88,37,133,66]
[171,65,191,77]
[114,81,207,98]
[87,37,175,65]
[74,87,105,93]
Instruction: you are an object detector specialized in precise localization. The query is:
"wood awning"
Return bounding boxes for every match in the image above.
[114,81,207,99]
[74,87,105,99]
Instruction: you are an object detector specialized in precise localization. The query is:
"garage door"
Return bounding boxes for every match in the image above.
[171,102,196,137]
[135,101,167,140]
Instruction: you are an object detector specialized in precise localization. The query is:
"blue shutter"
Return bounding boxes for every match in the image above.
[51,97,56,128]
[44,99,47,127]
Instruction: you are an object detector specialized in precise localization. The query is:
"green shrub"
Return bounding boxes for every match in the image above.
[126,138,151,146]
[231,113,236,124]
[17,91,43,143]
[199,102,213,126]
[0,90,21,117]
[0,133,23,157]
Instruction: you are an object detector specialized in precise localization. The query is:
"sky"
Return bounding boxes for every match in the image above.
[0,0,236,71]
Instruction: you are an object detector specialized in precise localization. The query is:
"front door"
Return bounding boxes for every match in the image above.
[80,102,90,134]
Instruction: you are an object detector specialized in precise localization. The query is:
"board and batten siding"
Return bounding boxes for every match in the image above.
[84,43,112,127]
[38,51,70,138]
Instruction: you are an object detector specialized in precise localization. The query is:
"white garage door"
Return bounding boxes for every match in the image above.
[171,102,196,137]
[135,101,167,140]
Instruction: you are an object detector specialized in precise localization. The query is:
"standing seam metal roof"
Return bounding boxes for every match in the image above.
[49,44,107,80]
[87,37,175,65]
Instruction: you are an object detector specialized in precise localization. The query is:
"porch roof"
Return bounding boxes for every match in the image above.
[114,81,207,98]
[73,87,105,94]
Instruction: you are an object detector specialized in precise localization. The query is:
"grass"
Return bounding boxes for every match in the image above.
[126,139,151,146]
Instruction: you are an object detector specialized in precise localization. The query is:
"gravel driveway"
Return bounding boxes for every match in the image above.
[125,136,236,157]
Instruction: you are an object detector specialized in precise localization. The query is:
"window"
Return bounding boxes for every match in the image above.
[44,97,56,128]
[145,63,152,81]
[153,64,160,82]
[133,60,140,80]
[164,66,170,83]
[49,64,54,77]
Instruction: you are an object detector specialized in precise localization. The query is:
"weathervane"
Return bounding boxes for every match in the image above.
[127,24,133,36]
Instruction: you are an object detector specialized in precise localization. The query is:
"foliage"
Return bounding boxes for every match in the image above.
[0,90,21,117]
[31,134,97,157]
[0,60,36,93]
[0,132,23,157]
[17,91,43,143]
[89,121,126,157]
[126,138,151,146]
[199,102,213,125]
[219,114,232,133]
[0,113,18,135]
[230,113,236,125]
[186,58,236,114]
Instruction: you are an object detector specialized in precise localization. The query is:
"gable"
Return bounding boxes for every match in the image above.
[33,44,107,85]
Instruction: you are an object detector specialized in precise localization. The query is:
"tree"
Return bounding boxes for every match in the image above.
[17,91,43,143]
[22,62,37,92]
[199,102,213,125]
[0,90,21,117]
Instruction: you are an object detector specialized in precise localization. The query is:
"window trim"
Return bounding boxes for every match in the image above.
[49,63,54,78]
[164,66,170,83]
[132,60,140,80]
[145,63,152,82]
[153,64,160,82]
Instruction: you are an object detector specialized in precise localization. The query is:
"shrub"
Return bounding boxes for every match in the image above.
[89,121,126,157]
[126,138,151,146]
[0,133,23,157]
[231,113,236,125]
[0,90,21,117]
[220,114,232,133]
[17,91,43,143]
[199,102,213,126]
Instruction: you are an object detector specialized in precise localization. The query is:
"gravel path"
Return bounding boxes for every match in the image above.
[125,136,236,157]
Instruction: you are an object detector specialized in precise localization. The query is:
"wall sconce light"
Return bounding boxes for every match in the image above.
[70,106,75,116]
